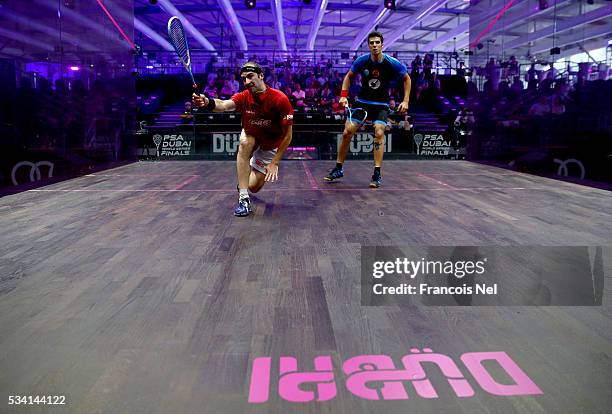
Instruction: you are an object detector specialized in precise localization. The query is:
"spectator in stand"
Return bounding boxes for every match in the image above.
[317,72,327,88]
[305,73,317,89]
[278,70,290,89]
[485,58,501,91]
[207,70,217,87]
[269,75,282,90]
[213,70,225,92]
[220,80,234,98]
[180,101,193,123]
[204,80,218,97]
[411,54,422,79]
[540,71,554,92]
[284,85,296,107]
[506,55,519,79]
[292,82,306,110]
[304,83,318,110]
[456,61,466,78]
[333,71,344,90]
[423,53,434,81]
[525,63,539,90]
[228,73,239,94]
[318,54,329,70]
[319,83,336,113]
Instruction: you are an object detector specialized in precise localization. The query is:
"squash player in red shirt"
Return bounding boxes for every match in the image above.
[193,62,294,217]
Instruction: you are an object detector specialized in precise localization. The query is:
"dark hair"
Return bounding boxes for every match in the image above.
[367,31,384,44]
[240,61,263,75]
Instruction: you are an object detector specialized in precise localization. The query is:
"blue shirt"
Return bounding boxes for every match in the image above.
[350,53,407,106]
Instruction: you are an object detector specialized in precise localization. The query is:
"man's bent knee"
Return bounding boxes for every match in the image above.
[238,140,254,154]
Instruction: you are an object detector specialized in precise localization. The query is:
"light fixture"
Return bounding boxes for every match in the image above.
[384,0,396,10]
[245,0,256,9]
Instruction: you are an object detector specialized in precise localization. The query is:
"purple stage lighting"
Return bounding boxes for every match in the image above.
[245,0,256,9]
[384,0,396,10]
[69,66,80,71]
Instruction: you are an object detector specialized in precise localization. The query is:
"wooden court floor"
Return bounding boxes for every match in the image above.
[0,160,611,414]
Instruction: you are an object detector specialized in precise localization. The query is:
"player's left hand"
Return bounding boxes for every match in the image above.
[265,163,279,182]
[397,101,409,114]
[192,93,207,108]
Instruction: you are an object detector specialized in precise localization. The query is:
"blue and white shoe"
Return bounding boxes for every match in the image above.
[324,167,344,181]
[369,171,382,188]
[234,198,252,217]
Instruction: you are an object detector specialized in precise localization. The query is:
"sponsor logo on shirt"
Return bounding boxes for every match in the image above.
[250,118,272,127]
[368,79,381,89]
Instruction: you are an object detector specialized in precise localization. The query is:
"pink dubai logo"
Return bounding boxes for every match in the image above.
[248,349,543,403]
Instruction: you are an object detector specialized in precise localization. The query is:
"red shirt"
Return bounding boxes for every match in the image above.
[231,87,294,150]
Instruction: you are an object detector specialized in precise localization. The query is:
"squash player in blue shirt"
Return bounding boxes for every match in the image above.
[324,31,411,187]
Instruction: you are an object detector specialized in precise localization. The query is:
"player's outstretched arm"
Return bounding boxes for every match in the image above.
[192,93,236,112]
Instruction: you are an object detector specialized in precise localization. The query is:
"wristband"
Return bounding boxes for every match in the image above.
[204,93,216,111]
[340,90,348,98]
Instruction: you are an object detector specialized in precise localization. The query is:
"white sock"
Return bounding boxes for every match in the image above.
[239,189,249,200]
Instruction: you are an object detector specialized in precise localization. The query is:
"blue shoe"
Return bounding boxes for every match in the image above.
[234,198,252,217]
[369,171,382,188]
[324,167,344,181]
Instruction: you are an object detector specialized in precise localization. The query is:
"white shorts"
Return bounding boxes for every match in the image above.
[250,147,277,174]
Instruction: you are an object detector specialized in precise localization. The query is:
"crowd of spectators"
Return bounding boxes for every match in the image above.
[0,76,133,152]
[192,55,431,113]
[464,55,611,164]
[138,50,611,140]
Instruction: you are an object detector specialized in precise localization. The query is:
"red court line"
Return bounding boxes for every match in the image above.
[301,161,320,190]
[87,174,202,177]
[418,172,517,176]
[173,175,199,190]
[29,187,546,193]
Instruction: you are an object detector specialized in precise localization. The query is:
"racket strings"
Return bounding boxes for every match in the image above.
[168,20,190,67]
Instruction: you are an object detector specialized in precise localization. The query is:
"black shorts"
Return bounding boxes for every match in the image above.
[354,101,390,126]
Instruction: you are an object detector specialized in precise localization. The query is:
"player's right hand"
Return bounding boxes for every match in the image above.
[339,97,348,108]
[192,93,207,108]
